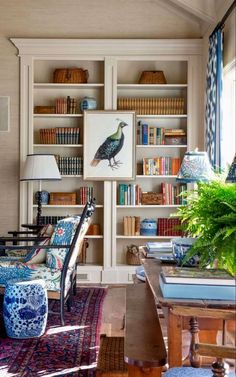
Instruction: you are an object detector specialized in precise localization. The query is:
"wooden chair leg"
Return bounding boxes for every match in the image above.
[189,316,201,367]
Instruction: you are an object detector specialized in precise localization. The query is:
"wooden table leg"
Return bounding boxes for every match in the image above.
[127,365,162,377]
[167,310,182,367]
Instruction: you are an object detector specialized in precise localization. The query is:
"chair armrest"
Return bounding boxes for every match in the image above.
[0,244,70,250]
[8,231,35,236]
[0,236,48,243]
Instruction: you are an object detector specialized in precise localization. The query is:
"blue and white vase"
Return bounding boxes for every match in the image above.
[3,279,48,339]
[35,190,50,205]
[172,237,198,266]
[140,219,157,236]
[80,97,97,112]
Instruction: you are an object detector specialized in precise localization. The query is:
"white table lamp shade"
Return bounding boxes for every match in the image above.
[21,154,61,181]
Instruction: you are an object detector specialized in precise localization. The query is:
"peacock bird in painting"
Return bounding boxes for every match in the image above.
[90,120,128,169]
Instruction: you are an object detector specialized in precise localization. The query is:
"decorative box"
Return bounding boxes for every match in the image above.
[141,192,162,205]
[140,219,157,236]
[49,192,77,205]
[34,106,55,114]
[165,135,187,145]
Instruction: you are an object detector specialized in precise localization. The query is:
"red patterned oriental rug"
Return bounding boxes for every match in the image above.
[0,287,107,377]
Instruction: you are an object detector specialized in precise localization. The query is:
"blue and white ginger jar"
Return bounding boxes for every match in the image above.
[80,97,97,111]
[140,218,157,236]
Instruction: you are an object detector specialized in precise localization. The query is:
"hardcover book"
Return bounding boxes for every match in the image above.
[159,274,236,300]
[161,266,235,286]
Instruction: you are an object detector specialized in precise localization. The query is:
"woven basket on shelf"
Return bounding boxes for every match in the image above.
[53,68,89,83]
[139,70,167,84]
[126,244,147,265]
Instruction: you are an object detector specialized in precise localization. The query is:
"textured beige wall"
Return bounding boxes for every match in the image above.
[223,9,236,67]
[0,0,203,234]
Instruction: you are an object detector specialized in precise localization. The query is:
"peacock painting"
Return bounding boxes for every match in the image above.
[90,119,128,169]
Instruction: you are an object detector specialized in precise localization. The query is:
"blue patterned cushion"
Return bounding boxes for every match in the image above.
[165,367,212,376]
[165,367,235,377]
[46,216,81,270]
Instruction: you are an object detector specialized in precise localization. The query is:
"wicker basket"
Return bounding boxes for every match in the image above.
[53,68,89,83]
[139,70,166,84]
[126,244,146,265]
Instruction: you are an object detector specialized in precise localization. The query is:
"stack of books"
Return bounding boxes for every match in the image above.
[159,266,236,300]
[145,242,174,262]
[123,216,141,236]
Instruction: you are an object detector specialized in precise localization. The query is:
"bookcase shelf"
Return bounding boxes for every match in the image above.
[34,83,104,89]
[136,145,187,148]
[34,114,84,118]
[34,144,83,148]
[13,38,202,284]
[116,235,173,239]
[116,205,181,208]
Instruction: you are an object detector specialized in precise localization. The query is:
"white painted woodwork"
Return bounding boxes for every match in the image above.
[12,38,203,283]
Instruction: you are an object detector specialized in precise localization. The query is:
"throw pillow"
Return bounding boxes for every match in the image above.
[38,224,54,237]
[46,216,81,270]
[24,237,50,264]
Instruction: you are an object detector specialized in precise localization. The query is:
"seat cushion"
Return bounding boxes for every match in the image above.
[164,367,236,377]
[0,261,72,294]
[165,367,212,376]
[46,216,81,270]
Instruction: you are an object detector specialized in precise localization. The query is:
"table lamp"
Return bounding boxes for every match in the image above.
[225,154,236,183]
[21,154,61,225]
[176,151,214,183]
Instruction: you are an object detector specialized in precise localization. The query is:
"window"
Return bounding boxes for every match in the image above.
[221,58,236,169]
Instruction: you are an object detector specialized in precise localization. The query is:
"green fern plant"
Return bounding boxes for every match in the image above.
[174,179,236,276]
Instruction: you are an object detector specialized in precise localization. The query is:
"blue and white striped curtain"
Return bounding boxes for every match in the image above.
[205,29,223,170]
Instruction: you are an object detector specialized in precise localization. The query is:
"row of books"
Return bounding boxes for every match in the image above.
[55,96,77,114]
[137,122,187,145]
[78,187,94,205]
[158,218,183,236]
[117,183,186,205]
[161,183,186,205]
[160,266,235,300]
[117,97,185,115]
[39,215,65,225]
[123,217,183,237]
[39,127,80,144]
[123,216,141,236]
[118,184,142,205]
[56,156,83,175]
[142,157,181,175]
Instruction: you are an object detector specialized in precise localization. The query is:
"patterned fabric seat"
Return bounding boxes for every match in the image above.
[165,367,235,377]
[0,200,95,325]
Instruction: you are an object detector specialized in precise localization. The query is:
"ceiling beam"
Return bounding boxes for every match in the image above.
[165,0,216,23]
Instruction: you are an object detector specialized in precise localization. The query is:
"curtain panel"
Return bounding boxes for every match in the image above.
[205,29,223,170]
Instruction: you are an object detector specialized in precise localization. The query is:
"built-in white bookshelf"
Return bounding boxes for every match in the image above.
[12,38,203,283]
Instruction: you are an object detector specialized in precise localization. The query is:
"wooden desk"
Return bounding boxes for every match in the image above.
[142,259,236,368]
[125,284,167,377]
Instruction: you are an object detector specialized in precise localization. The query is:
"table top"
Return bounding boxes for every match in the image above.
[125,283,167,367]
[142,258,236,310]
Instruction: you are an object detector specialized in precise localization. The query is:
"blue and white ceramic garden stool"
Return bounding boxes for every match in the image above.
[3,279,48,339]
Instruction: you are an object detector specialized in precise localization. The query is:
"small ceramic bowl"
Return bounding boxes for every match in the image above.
[172,237,198,266]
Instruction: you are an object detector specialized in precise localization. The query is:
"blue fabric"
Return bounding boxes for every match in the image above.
[205,29,223,170]
[165,367,236,377]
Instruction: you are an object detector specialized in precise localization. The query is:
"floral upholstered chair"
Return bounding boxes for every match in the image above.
[0,200,95,325]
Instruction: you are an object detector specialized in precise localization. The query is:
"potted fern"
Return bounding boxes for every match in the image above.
[174,178,236,276]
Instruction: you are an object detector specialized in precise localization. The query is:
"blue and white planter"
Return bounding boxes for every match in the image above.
[3,279,48,339]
